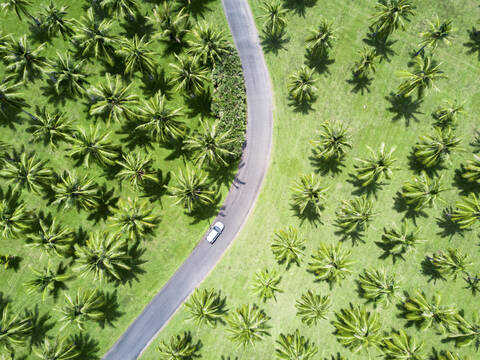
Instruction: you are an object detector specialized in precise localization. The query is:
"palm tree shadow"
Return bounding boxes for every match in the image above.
[363,31,397,62]
[188,194,222,225]
[140,69,174,99]
[25,305,55,348]
[120,12,155,39]
[116,119,156,151]
[392,192,428,224]
[0,106,24,129]
[69,333,100,360]
[260,28,290,54]
[436,206,468,240]
[206,161,238,190]
[98,290,124,328]
[346,74,373,94]
[290,204,322,227]
[407,152,445,177]
[453,168,479,196]
[87,184,119,223]
[39,83,71,107]
[282,0,317,17]
[141,169,170,205]
[310,156,345,176]
[288,96,316,114]
[184,89,212,118]
[334,227,365,246]
[421,257,446,283]
[464,27,480,60]
[385,92,423,126]
[175,0,215,19]
[347,173,384,199]
[304,51,334,75]
[28,23,52,45]
[375,242,406,264]
[119,242,147,286]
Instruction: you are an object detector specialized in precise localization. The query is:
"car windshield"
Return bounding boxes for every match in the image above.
[213,226,221,232]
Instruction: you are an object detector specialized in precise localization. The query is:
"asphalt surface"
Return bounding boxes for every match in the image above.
[102,0,273,359]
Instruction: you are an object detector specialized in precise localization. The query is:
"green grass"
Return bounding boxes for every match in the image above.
[141,0,480,358]
[0,0,237,358]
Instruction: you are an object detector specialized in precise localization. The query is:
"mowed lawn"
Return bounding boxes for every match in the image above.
[141,0,480,359]
[0,0,235,358]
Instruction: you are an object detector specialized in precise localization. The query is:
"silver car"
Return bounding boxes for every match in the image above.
[206,222,224,244]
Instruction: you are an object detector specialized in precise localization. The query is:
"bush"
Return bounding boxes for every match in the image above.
[211,47,247,160]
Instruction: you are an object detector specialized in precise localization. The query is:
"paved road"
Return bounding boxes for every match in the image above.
[102,0,273,359]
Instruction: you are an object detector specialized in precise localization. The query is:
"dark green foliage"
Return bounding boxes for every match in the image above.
[426,248,471,280]
[382,329,424,360]
[211,48,247,159]
[307,243,353,284]
[295,290,331,326]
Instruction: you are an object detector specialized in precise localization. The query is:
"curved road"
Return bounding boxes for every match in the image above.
[103,0,273,359]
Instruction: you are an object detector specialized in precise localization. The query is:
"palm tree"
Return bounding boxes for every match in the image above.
[183,120,233,167]
[99,0,138,19]
[0,254,17,270]
[305,20,335,58]
[156,331,199,360]
[290,174,328,215]
[413,127,462,167]
[57,289,105,330]
[307,242,353,284]
[288,66,317,104]
[67,125,118,167]
[72,8,118,65]
[295,290,331,326]
[335,196,374,235]
[28,107,72,147]
[0,188,31,238]
[260,0,288,34]
[432,100,464,128]
[0,0,32,21]
[446,312,480,348]
[432,350,467,360]
[271,226,305,267]
[382,329,424,360]
[354,143,397,187]
[117,152,157,188]
[49,52,88,97]
[40,1,74,39]
[52,170,99,210]
[89,74,138,123]
[0,152,53,194]
[26,217,74,256]
[24,261,71,301]
[169,54,209,95]
[116,35,156,76]
[371,0,415,39]
[251,269,283,302]
[149,5,190,47]
[400,172,447,210]
[74,231,131,282]
[136,91,185,142]
[461,155,480,184]
[0,304,32,357]
[379,220,423,256]
[452,193,480,229]
[418,18,453,53]
[352,47,378,79]
[333,304,383,353]
[1,35,49,82]
[33,336,79,360]
[167,166,215,212]
[310,121,352,161]
[188,22,229,66]
[357,268,399,305]
[226,304,270,347]
[397,54,446,99]
[0,80,27,117]
[427,248,471,280]
[275,330,318,360]
[185,288,224,327]
[401,292,457,332]
[108,197,159,241]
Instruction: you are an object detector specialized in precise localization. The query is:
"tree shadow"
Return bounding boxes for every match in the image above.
[0,105,24,129]
[464,27,480,60]
[324,353,346,360]
[421,257,446,283]
[385,92,423,126]
[206,161,238,190]
[98,290,124,328]
[436,206,468,240]
[260,28,290,54]
[282,0,317,17]
[310,156,345,176]
[120,12,155,39]
[471,130,480,153]
[140,69,174,99]
[288,96,316,114]
[0,254,22,271]
[141,169,170,205]
[347,173,385,200]
[28,23,52,45]
[73,226,89,248]
[68,332,100,360]
[116,118,156,151]
[407,152,445,177]
[334,227,365,246]
[184,89,212,118]
[87,184,119,223]
[453,168,479,196]
[118,242,147,286]
[0,292,10,311]
[100,55,127,77]
[346,73,373,95]
[25,305,55,348]
[39,81,70,107]
[290,204,322,227]
[375,241,407,264]
[304,51,335,75]
[392,192,428,224]
[362,31,397,62]
[175,0,215,19]
[188,192,223,225]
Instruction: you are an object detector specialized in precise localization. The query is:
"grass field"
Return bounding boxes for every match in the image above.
[0,1,237,358]
[141,0,480,358]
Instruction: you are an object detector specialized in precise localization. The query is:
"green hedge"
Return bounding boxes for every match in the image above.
[211,47,247,160]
